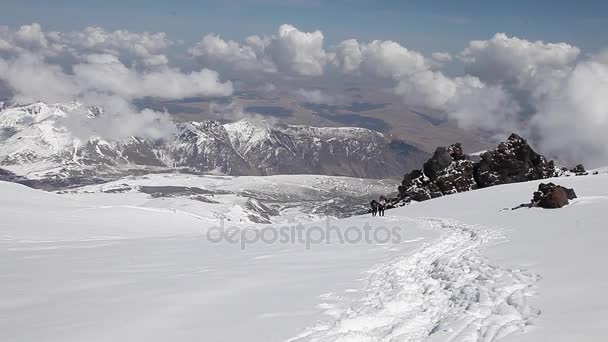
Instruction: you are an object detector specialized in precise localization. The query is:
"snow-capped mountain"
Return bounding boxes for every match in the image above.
[0,102,428,184]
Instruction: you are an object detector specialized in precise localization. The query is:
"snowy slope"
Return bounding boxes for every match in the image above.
[1,173,607,341]
[288,174,608,342]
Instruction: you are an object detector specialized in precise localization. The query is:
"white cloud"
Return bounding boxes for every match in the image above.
[461,33,579,96]
[329,32,608,166]
[73,54,233,100]
[0,51,233,104]
[330,38,470,111]
[331,39,362,73]
[268,24,327,76]
[0,24,233,140]
[58,26,172,67]
[333,39,428,79]
[530,55,608,166]
[0,23,172,67]
[0,53,80,104]
[431,52,452,62]
[189,34,275,72]
[190,24,327,76]
[0,23,62,56]
[328,36,528,144]
[451,34,608,166]
[14,23,49,50]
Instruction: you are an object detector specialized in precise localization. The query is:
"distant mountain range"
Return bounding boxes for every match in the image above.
[0,102,428,187]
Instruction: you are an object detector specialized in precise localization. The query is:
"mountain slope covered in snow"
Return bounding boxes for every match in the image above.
[1,172,607,341]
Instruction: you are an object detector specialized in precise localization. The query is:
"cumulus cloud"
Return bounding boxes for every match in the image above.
[452,34,608,166]
[331,39,362,73]
[461,33,579,86]
[329,38,473,115]
[0,53,80,103]
[329,38,497,119]
[268,24,327,76]
[13,23,50,51]
[61,26,172,66]
[190,24,327,76]
[0,23,172,67]
[332,39,429,79]
[0,23,233,140]
[460,33,580,111]
[0,52,232,103]
[73,54,233,99]
[189,34,276,72]
[528,55,608,165]
[328,32,608,166]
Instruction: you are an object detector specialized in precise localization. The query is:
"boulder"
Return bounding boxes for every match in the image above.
[532,182,577,209]
[570,164,588,176]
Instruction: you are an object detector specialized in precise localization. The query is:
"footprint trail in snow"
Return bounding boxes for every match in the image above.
[288,218,541,342]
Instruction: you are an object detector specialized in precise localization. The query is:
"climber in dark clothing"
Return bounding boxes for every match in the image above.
[378,196,386,216]
[370,200,378,217]
[377,202,385,216]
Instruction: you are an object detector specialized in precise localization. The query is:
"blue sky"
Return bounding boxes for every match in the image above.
[2,0,607,55]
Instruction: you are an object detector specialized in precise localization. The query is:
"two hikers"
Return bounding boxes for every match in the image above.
[370,197,386,217]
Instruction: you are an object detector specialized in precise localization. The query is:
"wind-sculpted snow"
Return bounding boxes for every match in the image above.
[289,218,540,342]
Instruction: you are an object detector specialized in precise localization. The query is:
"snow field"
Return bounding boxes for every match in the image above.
[289,218,540,342]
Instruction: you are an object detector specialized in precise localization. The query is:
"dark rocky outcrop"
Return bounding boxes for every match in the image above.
[570,164,588,176]
[397,143,477,203]
[473,134,555,188]
[532,183,577,209]
[388,134,562,207]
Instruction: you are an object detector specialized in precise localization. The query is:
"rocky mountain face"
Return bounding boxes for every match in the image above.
[0,102,428,186]
[394,134,558,204]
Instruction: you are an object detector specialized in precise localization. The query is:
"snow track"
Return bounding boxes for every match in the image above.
[288,218,540,342]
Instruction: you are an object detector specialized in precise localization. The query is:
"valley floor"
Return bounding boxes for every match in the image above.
[1,174,607,341]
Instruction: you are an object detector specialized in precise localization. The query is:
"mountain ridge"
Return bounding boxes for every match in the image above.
[0,102,428,185]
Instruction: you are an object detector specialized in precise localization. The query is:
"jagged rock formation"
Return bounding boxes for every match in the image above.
[532,183,577,209]
[394,134,558,205]
[0,102,429,184]
[398,143,477,202]
[474,134,556,188]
